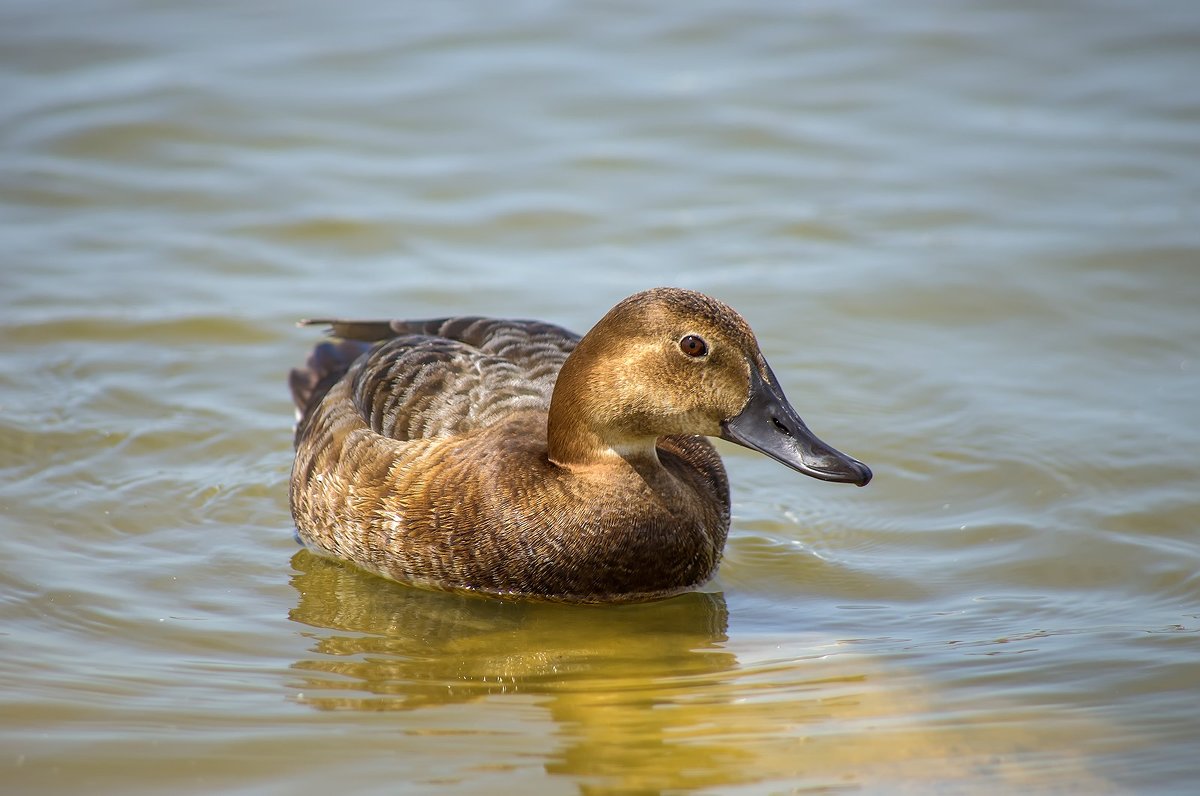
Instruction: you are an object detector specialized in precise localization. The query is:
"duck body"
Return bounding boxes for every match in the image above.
[289,288,870,603]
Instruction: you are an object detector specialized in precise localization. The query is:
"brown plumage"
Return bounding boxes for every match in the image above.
[289,287,871,603]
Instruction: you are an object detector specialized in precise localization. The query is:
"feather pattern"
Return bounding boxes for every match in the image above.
[288,288,870,603]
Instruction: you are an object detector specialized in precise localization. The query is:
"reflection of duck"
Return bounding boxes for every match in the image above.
[289,287,871,603]
[287,549,732,712]
[287,553,1118,795]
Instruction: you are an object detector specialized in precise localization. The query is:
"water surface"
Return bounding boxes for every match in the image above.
[3,1,1199,793]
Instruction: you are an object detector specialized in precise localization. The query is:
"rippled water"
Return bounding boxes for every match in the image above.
[3,0,1199,793]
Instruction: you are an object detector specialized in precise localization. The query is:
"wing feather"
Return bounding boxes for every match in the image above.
[297,316,581,443]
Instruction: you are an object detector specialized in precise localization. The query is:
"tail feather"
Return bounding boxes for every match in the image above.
[298,318,403,342]
[289,338,372,422]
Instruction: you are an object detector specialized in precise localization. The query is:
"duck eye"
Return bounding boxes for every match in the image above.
[679,334,709,358]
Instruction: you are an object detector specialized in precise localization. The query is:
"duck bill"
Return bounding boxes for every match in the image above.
[719,364,872,486]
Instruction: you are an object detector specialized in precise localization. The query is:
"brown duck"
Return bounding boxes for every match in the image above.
[289,287,871,603]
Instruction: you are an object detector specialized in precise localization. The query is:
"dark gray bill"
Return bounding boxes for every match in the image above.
[719,364,872,486]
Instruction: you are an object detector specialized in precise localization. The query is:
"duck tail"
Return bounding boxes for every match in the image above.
[289,338,372,422]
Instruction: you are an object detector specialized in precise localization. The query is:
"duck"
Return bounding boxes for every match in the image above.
[289,287,871,603]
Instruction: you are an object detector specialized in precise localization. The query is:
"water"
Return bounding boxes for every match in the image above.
[3,0,1198,793]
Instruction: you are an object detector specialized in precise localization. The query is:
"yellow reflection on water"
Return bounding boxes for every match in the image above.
[288,552,1121,793]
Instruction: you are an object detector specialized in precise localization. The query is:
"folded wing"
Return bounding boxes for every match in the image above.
[291,316,580,443]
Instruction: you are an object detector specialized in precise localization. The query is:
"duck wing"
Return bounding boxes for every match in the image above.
[302,316,579,377]
[292,316,580,443]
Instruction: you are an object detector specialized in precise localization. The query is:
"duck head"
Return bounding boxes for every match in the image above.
[547,287,872,486]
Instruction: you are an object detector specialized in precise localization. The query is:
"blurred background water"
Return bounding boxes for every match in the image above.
[2,0,1198,793]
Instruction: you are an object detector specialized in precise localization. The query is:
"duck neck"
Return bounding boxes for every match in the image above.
[546,350,660,470]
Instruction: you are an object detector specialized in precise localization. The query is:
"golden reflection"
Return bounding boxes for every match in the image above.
[288,550,1119,793]
[288,550,733,711]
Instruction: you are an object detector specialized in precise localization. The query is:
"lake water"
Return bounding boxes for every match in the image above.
[3,0,1198,793]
